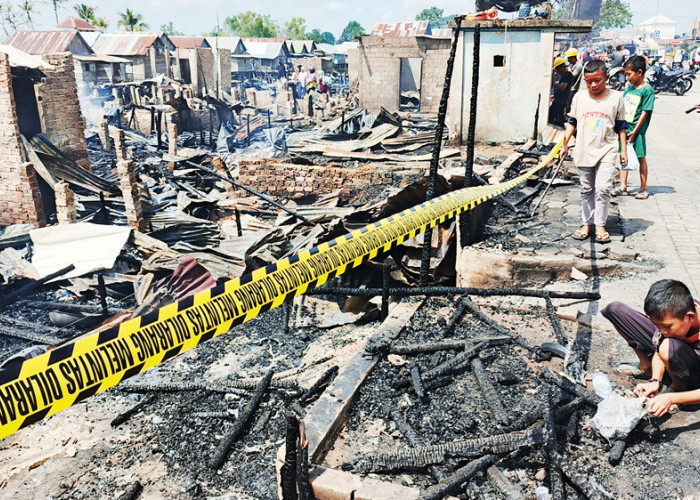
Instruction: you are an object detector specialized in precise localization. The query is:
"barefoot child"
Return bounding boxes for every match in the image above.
[615,55,655,199]
[602,280,700,417]
[562,60,628,244]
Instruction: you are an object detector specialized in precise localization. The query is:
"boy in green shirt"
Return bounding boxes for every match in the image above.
[616,55,655,199]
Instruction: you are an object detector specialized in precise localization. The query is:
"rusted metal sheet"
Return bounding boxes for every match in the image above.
[169,36,209,49]
[3,30,90,55]
[92,33,159,56]
[56,17,99,31]
[370,22,432,37]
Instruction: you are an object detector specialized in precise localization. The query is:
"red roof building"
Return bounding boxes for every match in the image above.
[57,17,100,32]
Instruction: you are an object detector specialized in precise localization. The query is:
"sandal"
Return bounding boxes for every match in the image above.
[616,362,649,380]
[572,229,590,240]
[595,231,611,243]
[611,187,628,196]
[635,190,649,200]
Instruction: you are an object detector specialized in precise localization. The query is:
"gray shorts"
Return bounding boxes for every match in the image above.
[601,301,700,389]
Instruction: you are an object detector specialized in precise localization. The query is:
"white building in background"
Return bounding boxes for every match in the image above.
[638,15,677,40]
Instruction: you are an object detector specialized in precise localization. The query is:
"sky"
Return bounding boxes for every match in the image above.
[15,0,700,39]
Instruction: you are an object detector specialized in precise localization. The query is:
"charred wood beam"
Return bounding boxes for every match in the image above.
[460,298,535,351]
[409,362,428,404]
[420,16,463,285]
[298,366,338,404]
[544,294,568,345]
[308,286,599,301]
[297,425,314,500]
[210,369,274,469]
[389,409,447,481]
[117,480,143,500]
[281,414,299,500]
[184,161,319,228]
[541,368,602,406]
[120,378,297,393]
[471,358,508,426]
[507,396,584,432]
[566,410,580,443]
[549,450,607,500]
[193,411,236,419]
[444,295,470,335]
[471,172,520,213]
[486,465,526,500]
[358,427,544,472]
[608,438,627,465]
[388,339,469,355]
[111,393,157,427]
[381,260,391,320]
[19,300,123,314]
[393,341,487,389]
[419,454,497,500]
[3,264,75,306]
[543,386,564,500]
[0,317,63,345]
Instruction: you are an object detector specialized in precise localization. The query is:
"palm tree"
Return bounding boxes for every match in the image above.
[92,16,108,30]
[50,0,67,24]
[118,8,148,31]
[1,2,21,36]
[19,0,37,29]
[73,3,95,23]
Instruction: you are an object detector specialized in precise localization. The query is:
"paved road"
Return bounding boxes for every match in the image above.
[617,83,700,295]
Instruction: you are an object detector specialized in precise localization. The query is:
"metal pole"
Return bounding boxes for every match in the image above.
[460,23,480,248]
[420,16,463,286]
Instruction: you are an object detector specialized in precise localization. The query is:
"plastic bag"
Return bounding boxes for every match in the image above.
[590,392,647,441]
[620,142,639,171]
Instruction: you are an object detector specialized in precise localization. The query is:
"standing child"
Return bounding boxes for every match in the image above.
[562,60,628,244]
[615,55,655,199]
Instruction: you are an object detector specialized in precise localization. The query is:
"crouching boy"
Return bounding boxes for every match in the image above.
[601,279,700,417]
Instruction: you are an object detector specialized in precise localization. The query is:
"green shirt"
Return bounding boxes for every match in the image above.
[623,83,654,135]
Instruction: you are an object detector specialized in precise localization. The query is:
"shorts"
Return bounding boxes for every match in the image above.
[601,301,700,389]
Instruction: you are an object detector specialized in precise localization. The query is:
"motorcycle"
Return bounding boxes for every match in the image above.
[608,66,626,90]
[645,63,689,96]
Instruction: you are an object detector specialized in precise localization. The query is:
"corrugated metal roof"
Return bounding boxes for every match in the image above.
[74,54,131,64]
[204,36,246,54]
[170,36,209,49]
[0,44,55,69]
[3,30,90,55]
[81,31,101,47]
[287,41,308,54]
[370,22,432,37]
[56,17,99,31]
[430,28,453,38]
[241,39,288,60]
[92,33,160,56]
[334,41,359,53]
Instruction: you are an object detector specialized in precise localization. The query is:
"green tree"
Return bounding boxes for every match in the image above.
[415,6,454,28]
[73,3,95,23]
[50,0,67,24]
[118,8,149,31]
[284,17,306,39]
[225,11,277,37]
[19,0,37,29]
[304,28,323,43]
[595,0,632,30]
[321,31,335,44]
[160,21,183,36]
[338,20,364,43]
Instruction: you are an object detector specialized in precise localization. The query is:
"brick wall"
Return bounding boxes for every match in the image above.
[217,48,232,97]
[190,48,215,97]
[0,53,45,226]
[36,52,91,171]
[235,159,420,201]
[357,36,450,114]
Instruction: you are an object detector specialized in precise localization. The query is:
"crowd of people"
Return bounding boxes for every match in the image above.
[276,62,336,100]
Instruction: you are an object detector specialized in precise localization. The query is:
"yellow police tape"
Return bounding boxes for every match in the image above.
[0,139,562,440]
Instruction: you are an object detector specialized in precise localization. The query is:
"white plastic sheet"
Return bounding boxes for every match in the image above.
[590,392,647,441]
[30,223,131,281]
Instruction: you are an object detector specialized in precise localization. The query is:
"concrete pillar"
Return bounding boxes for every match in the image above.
[98,120,111,151]
[54,180,76,224]
[149,47,157,79]
[116,160,145,232]
[112,128,126,162]
[164,49,171,78]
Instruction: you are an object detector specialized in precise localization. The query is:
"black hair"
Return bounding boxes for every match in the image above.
[623,55,646,73]
[584,60,607,74]
[616,44,624,51]
[644,279,695,320]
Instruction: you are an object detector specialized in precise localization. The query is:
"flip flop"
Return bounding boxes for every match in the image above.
[611,188,628,196]
[572,229,590,240]
[635,190,649,200]
[616,362,649,379]
[595,231,611,243]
